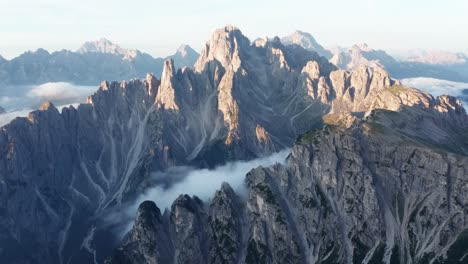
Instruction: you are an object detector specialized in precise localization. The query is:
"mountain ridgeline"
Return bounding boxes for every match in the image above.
[282,31,468,83]
[0,39,199,85]
[0,26,467,264]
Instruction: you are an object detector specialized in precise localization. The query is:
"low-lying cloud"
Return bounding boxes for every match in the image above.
[110,149,291,237]
[0,82,97,127]
[401,77,468,109]
[27,82,96,101]
[136,149,290,210]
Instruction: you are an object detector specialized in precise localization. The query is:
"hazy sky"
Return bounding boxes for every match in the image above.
[1,0,467,59]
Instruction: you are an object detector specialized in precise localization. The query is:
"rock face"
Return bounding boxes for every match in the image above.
[0,40,198,85]
[1,25,467,264]
[0,106,5,114]
[109,86,468,264]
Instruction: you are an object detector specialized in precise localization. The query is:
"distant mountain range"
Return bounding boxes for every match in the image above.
[282,31,468,83]
[1,32,467,87]
[0,39,199,85]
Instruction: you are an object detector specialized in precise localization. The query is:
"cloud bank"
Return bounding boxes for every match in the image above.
[110,149,291,236]
[27,82,96,101]
[0,82,96,127]
[401,77,468,108]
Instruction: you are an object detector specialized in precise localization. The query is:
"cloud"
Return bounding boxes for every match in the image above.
[27,82,96,101]
[401,77,468,108]
[107,149,291,238]
[137,149,290,210]
[0,109,31,127]
[0,104,81,127]
[0,82,96,127]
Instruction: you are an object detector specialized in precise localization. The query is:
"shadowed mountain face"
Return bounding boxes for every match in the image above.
[108,86,468,264]
[0,39,198,86]
[1,26,468,264]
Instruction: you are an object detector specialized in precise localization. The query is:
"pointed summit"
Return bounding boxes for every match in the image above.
[156,59,179,110]
[175,44,197,57]
[194,25,250,72]
[39,101,56,111]
[281,30,332,58]
[168,44,199,69]
[145,73,160,98]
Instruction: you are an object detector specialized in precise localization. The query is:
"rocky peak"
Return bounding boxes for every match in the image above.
[100,80,110,91]
[79,38,122,54]
[145,73,160,99]
[436,95,466,112]
[434,95,467,124]
[281,30,332,58]
[169,44,199,69]
[106,200,173,264]
[0,106,5,115]
[301,61,321,79]
[171,194,204,214]
[156,59,178,110]
[253,36,269,47]
[135,201,163,227]
[330,43,399,72]
[194,25,250,72]
[175,44,196,58]
[39,101,57,111]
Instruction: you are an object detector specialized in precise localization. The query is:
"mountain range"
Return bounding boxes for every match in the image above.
[282,31,468,83]
[0,39,199,85]
[1,31,468,88]
[0,26,467,264]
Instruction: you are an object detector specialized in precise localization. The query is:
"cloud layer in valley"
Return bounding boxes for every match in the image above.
[0,82,97,126]
[109,149,291,236]
[401,77,468,108]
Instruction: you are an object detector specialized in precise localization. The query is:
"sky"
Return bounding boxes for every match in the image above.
[0,0,467,59]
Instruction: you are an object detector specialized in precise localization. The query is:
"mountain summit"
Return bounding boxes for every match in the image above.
[167,44,199,69]
[77,37,138,58]
[281,30,332,58]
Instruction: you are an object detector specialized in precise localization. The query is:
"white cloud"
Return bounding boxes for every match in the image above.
[27,82,95,101]
[0,82,96,127]
[0,103,81,127]
[107,149,291,237]
[0,109,31,127]
[135,149,290,211]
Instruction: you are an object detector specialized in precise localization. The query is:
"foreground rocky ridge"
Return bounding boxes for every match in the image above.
[109,90,468,264]
[1,26,467,263]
